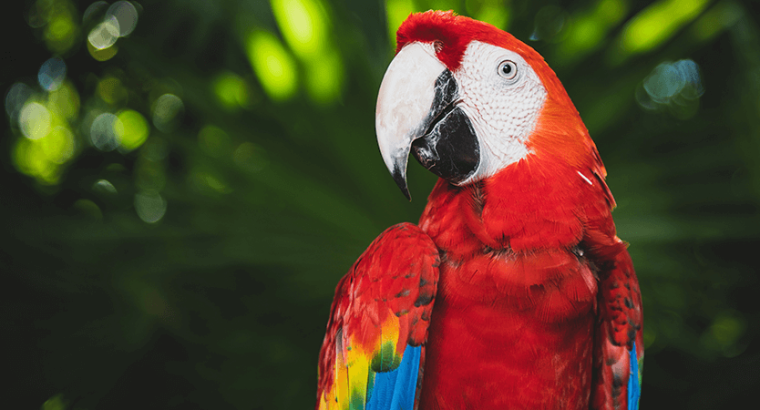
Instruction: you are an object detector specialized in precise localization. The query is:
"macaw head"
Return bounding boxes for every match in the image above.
[376,11,601,199]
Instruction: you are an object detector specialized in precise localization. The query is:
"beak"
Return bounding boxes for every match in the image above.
[376,42,480,200]
[376,43,447,200]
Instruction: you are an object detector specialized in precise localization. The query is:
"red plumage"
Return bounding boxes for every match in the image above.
[316,224,440,410]
[316,11,643,410]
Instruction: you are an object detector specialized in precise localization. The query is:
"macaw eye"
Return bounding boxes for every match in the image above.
[498,60,518,81]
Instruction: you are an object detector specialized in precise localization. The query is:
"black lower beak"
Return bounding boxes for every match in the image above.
[411,70,480,185]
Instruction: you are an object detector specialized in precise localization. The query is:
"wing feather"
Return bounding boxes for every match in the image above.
[590,238,644,410]
[584,163,643,410]
[316,223,440,410]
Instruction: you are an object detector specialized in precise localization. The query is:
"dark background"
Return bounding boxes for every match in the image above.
[3,0,759,409]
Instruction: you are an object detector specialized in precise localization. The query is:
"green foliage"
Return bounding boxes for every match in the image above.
[4,0,760,409]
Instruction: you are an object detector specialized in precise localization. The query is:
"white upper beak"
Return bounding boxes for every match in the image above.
[375,42,446,199]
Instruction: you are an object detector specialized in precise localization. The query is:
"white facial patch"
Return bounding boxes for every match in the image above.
[453,41,547,184]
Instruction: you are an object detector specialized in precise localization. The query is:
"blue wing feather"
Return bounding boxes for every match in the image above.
[367,345,421,410]
[627,342,641,410]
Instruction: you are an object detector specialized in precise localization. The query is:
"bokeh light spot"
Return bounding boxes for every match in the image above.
[710,312,746,347]
[106,1,139,37]
[644,64,684,103]
[212,72,249,110]
[93,179,117,194]
[555,0,629,64]
[47,17,74,41]
[673,60,703,98]
[98,77,128,104]
[271,0,328,59]
[568,18,602,51]
[20,101,52,140]
[43,5,78,54]
[13,137,60,184]
[190,169,232,194]
[87,41,119,61]
[135,191,167,223]
[41,126,75,164]
[613,0,709,62]
[73,199,103,220]
[42,394,67,410]
[90,112,121,151]
[204,174,230,193]
[700,310,748,358]
[198,125,231,158]
[152,94,184,132]
[48,81,80,119]
[5,82,34,119]
[638,59,704,118]
[88,16,121,50]
[38,57,67,91]
[247,31,297,101]
[386,0,416,44]
[28,1,47,28]
[115,109,149,151]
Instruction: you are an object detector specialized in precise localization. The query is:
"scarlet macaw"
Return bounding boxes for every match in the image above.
[316,11,643,410]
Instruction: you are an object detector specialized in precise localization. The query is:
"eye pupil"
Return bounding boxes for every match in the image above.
[502,64,512,75]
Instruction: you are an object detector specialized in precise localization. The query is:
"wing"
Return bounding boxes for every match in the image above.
[316,223,440,410]
[591,248,644,410]
[585,165,644,410]
[585,192,644,409]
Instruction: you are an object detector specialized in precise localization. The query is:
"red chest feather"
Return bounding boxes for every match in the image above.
[416,171,606,409]
[440,248,597,320]
[418,250,598,410]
